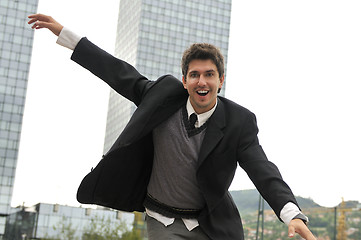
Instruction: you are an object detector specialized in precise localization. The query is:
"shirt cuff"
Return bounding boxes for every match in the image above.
[280,202,309,225]
[56,27,82,50]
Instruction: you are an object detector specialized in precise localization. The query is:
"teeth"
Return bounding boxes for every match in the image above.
[198,90,208,94]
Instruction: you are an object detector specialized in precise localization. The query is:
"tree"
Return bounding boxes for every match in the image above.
[46,216,79,240]
[120,229,142,240]
[50,214,141,240]
[82,215,141,240]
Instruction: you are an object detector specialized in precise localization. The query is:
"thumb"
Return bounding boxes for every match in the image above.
[288,224,295,238]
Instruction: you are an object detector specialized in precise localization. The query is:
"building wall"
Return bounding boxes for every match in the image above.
[103,0,142,153]
[4,203,135,240]
[0,0,38,235]
[3,207,36,240]
[103,0,232,153]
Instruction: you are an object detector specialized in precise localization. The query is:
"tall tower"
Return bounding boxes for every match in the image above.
[103,0,232,153]
[0,0,39,235]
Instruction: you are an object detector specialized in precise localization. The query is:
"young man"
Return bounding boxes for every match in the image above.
[28,14,316,240]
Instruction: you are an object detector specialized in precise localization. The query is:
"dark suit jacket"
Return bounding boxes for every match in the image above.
[73,38,299,240]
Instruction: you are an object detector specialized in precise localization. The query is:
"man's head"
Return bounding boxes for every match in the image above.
[181,43,225,80]
[181,43,225,114]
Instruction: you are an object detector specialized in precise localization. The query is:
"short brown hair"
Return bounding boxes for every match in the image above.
[181,43,224,79]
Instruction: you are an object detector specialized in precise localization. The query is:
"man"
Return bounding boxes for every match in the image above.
[28,14,316,240]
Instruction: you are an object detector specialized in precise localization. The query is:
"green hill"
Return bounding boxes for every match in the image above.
[230,189,361,240]
[230,189,321,215]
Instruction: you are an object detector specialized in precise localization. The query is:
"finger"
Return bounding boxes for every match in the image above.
[294,225,316,240]
[34,25,45,29]
[28,14,45,25]
[27,15,40,24]
[27,14,41,22]
[288,224,295,238]
[31,21,51,30]
[28,14,53,24]
[28,18,39,25]
[27,14,39,19]
[28,13,47,20]
[296,229,315,240]
[30,21,39,29]
[28,13,41,18]
[29,21,45,30]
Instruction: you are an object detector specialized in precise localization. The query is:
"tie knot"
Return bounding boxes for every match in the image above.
[189,113,198,129]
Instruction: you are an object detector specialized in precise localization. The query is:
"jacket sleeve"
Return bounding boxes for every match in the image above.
[237,113,299,221]
[70,37,152,106]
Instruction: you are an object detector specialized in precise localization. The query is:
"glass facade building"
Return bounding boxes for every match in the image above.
[0,0,38,236]
[4,203,135,240]
[103,0,232,153]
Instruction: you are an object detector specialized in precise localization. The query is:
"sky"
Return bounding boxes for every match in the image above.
[11,0,361,209]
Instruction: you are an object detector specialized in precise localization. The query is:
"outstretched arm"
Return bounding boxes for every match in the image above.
[238,115,316,240]
[28,13,63,36]
[28,13,151,105]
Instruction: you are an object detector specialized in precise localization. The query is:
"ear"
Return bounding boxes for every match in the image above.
[219,75,225,88]
[182,75,187,89]
[217,75,225,93]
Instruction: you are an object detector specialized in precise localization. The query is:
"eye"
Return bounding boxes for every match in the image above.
[205,72,214,77]
[189,73,199,78]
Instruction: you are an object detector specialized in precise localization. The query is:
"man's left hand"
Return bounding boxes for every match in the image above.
[288,219,317,239]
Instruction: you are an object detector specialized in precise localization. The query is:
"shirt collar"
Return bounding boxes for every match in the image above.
[186,98,218,128]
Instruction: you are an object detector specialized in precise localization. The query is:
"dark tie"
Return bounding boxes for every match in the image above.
[189,113,198,129]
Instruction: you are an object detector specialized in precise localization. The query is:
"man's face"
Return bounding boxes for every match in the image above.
[182,59,224,114]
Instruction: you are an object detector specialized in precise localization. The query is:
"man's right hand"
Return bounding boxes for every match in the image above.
[28,14,63,36]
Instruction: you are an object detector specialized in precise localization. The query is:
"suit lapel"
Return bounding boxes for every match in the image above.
[197,99,226,168]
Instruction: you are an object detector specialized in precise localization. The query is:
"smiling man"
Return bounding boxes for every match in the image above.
[28,14,316,240]
[183,58,224,114]
[181,44,225,115]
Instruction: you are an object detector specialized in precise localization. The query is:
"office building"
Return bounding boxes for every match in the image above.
[0,0,38,236]
[103,0,232,153]
[4,203,135,240]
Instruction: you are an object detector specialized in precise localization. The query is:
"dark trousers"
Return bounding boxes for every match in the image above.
[146,215,210,240]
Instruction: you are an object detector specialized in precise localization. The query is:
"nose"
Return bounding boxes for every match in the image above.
[198,75,206,86]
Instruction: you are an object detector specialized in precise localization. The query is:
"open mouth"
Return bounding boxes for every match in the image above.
[197,90,209,96]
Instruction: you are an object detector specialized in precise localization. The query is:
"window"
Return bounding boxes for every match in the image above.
[53,204,59,213]
[85,208,91,216]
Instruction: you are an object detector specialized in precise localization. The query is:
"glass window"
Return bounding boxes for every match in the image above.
[5,157,15,168]
[10,122,20,132]
[4,95,14,104]
[1,50,11,59]
[0,194,10,203]
[3,103,12,112]
[0,148,6,157]
[8,70,17,78]
[37,215,47,227]
[15,87,25,96]
[18,3,27,11]
[19,53,30,62]
[2,112,11,121]
[11,113,22,123]
[27,4,37,13]
[6,149,16,158]
[1,59,10,68]
[0,204,8,213]
[14,96,24,105]
[0,185,11,194]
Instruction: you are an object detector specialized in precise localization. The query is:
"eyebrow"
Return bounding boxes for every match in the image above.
[188,69,216,74]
